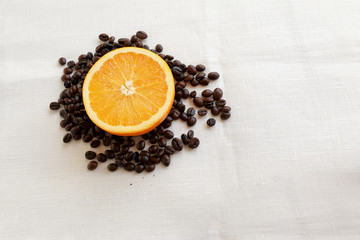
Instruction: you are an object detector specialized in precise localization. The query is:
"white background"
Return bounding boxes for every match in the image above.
[1,0,360,239]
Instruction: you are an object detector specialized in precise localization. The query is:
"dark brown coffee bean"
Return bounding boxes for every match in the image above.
[64,81,71,88]
[204,102,214,109]
[199,77,210,86]
[124,162,135,171]
[172,109,180,120]
[165,55,174,60]
[64,98,73,105]
[149,134,159,144]
[157,125,165,135]
[187,130,194,139]
[110,143,120,152]
[63,133,72,143]
[162,121,172,129]
[187,65,197,75]
[49,102,60,110]
[175,90,183,100]
[189,137,200,149]
[64,123,73,131]
[130,35,138,43]
[186,107,195,116]
[149,145,158,154]
[136,140,146,150]
[107,163,118,172]
[103,136,111,146]
[156,149,165,158]
[97,153,107,162]
[97,133,105,140]
[70,126,81,135]
[187,117,197,127]
[125,151,134,161]
[67,60,75,68]
[61,74,71,82]
[79,121,91,129]
[203,97,214,103]
[165,145,175,155]
[73,133,82,141]
[171,138,183,151]
[190,91,197,98]
[63,67,73,74]
[221,112,231,120]
[136,30,148,39]
[196,64,206,72]
[145,163,155,172]
[207,118,216,127]
[193,97,204,107]
[104,150,115,159]
[220,106,231,112]
[195,72,206,80]
[99,33,109,41]
[201,89,212,97]
[86,52,94,60]
[108,36,115,44]
[115,154,125,161]
[184,75,194,82]
[143,45,149,50]
[190,79,199,86]
[215,99,226,107]
[155,44,163,52]
[182,89,189,99]
[135,41,143,48]
[164,130,174,139]
[181,134,190,145]
[87,161,98,171]
[158,53,166,59]
[211,107,220,116]
[165,116,173,122]
[119,146,129,155]
[118,38,130,45]
[150,156,160,164]
[161,154,171,167]
[139,155,150,164]
[207,72,219,80]
[124,138,135,147]
[58,57,66,65]
[180,112,188,121]
[213,88,223,100]
[82,134,93,142]
[197,109,207,116]
[90,140,101,148]
[135,164,145,173]
[158,138,167,148]
[85,151,96,160]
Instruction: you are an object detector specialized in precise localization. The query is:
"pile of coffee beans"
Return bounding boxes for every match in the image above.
[50,31,231,173]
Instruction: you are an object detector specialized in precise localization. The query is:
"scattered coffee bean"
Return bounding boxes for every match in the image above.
[149,145,158,154]
[158,138,167,148]
[136,140,146,150]
[97,153,107,162]
[125,151,134,161]
[215,99,226,107]
[58,57,66,65]
[99,33,109,41]
[130,35,138,43]
[207,118,216,127]
[190,91,197,98]
[135,164,145,173]
[187,65,197,75]
[187,117,197,126]
[184,75,194,82]
[49,102,60,110]
[220,112,231,120]
[87,161,98,171]
[203,97,214,103]
[107,163,118,172]
[189,137,200,149]
[165,145,175,155]
[208,72,220,80]
[104,150,115,159]
[180,112,189,121]
[90,140,101,148]
[187,107,196,116]
[82,134,93,142]
[202,89,213,97]
[187,130,194,139]
[155,44,163,52]
[181,134,190,145]
[213,88,223,100]
[124,162,135,171]
[63,133,72,143]
[193,97,204,107]
[145,163,155,172]
[103,136,111,146]
[161,154,171,167]
[164,130,174,139]
[198,109,208,116]
[136,31,148,39]
[171,138,183,151]
[85,151,96,160]
[196,64,206,72]
[211,107,220,116]
[220,106,231,112]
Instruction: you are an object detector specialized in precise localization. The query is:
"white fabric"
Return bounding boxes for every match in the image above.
[1,0,360,239]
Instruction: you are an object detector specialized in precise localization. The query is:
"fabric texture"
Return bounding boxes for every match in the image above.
[1,0,360,239]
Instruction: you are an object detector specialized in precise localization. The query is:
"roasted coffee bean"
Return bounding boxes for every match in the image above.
[50,102,60,110]
[135,41,143,48]
[187,107,196,116]
[150,156,160,164]
[61,74,71,82]
[204,102,214,109]
[203,97,214,103]
[198,109,208,116]
[202,89,213,97]
[187,130,194,139]
[172,109,180,120]
[136,30,148,39]
[79,121,91,129]
[64,123,73,131]
[119,146,129,155]
[221,112,231,120]
[161,154,171,167]
[181,134,190,145]
[124,138,135,147]
[190,79,199,86]
[177,103,186,113]
[103,136,111,146]
[67,60,75,68]
[213,88,223,100]
[97,133,105,139]
[115,154,125,161]
[139,155,150,164]
[64,98,72,105]
[67,103,75,112]
[173,60,181,66]
[107,163,118,172]
[156,125,165,135]
[184,75,194,82]
[158,138,167,148]
[193,97,204,107]
[175,90,183,100]
[187,117,197,127]
[110,143,120,152]
[143,44,149,50]
[87,161,98,171]
[99,33,109,41]
[179,112,188,121]
[165,116,173,122]
[124,162,135,171]
[208,72,220,80]
[165,145,175,155]
[164,130,174,139]
[199,77,210,86]
[108,36,115,44]
[196,72,206,80]
[156,149,165,158]
[63,67,73,74]
[189,137,200,149]
[149,134,159,144]
[145,163,155,172]
[171,138,183,151]
[172,66,182,76]
[190,91,197,98]
[73,133,82,141]
[104,150,115,159]
[135,164,145,173]
[70,126,81,135]
[115,159,125,168]
[196,64,206,72]
[134,152,140,163]
[142,133,150,140]
[215,99,226,107]
[118,38,130,45]
[63,133,72,143]
[220,106,231,112]
[97,153,107,162]
[207,118,216,127]
[155,44,163,52]
[82,134,93,142]
[136,140,146,150]
[130,35,138,43]
[140,150,150,158]
[165,55,174,60]
[187,65,197,75]
[211,107,220,116]
[64,81,71,88]
[182,89,189,99]
[125,151,134,161]
[149,145,158,154]
[162,121,172,128]
[58,57,66,65]
[90,140,101,148]
[94,126,103,133]
[85,151,96,160]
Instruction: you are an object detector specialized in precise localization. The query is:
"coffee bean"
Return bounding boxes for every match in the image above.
[165,145,175,155]
[172,109,180,120]
[184,75,194,82]
[196,64,206,72]
[180,112,188,121]
[193,97,204,107]
[135,41,143,48]
[215,99,226,107]
[99,33,109,41]
[208,72,220,80]
[97,133,105,140]
[201,89,212,97]
[139,155,150,164]
[115,154,125,161]
[190,79,199,86]
[207,118,216,127]
[136,140,146,150]
[136,31,148,39]
[182,89,189,99]
[149,145,158,154]
[97,153,107,162]
[165,116,173,122]
[67,60,75,68]
[187,65,197,75]
[64,123,73,131]
[79,121,91,129]
[130,35,138,43]
[189,137,200,149]
[190,91,197,98]
[82,134,93,142]
[187,117,197,127]
[156,149,165,158]
[64,67,73,74]
[203,97,214,103]
[85,151,96,160]
[87,161,98,171]
[143,163,155,172]
[197,109,207,116]
[109,143,120,152]
[157,125,165,135]
[150,156,160,164]
[107,163,118,172]
[164,130,174,139]
[155,44,163,52]
[196,72,206,80]
[221,112,231,120]
[125,151,134,161]
[149,134,159,144]
[61,74,71,82]
[204,102,214,109]
[104,150,115,159]
[119,146,129,155]
[49,102,60,110]
[108,36,115,44]
[211,107,220,116]
[171,138,183,151]
[220,106,231,112]
[161,154,171,167]
[213,88,223,100]
[90,140,101,148]
[199,78,210,86]
[118,38,130,45]
[63,133,72,143]
[103,136,111,146]
[70,126,81,135]
[158,138,167,148]
[187,107,196,116]
[187,130,194,139]
[165,55,174,60]
[73,133,82,140]
[181,134,190,145]
[135,164,145,173]
[58,57,66,65]
[124,162,135,171]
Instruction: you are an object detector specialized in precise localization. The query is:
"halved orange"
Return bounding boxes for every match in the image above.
[83,47,174,136]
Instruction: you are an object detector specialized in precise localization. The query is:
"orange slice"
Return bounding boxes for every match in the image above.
[83,47,174,136]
